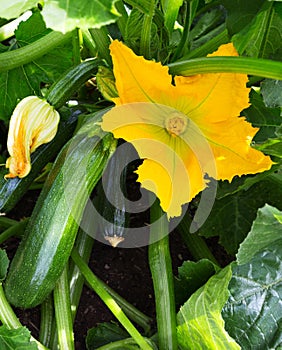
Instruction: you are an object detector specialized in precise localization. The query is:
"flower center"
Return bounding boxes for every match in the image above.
[165,113,187,136]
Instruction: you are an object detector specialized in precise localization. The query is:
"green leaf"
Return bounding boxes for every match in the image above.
[177,266,240,349]
[216,164,280,199]
[41,0,120,33]
[0,12,73,121]
[243,89,281,143]
[222,0,265,35]
[261,79,282,108]
[161,0,183,33]
[0,326,37,349]
[0,249,9,281]
[124,0,154,15]
[233,2,282,59]
[222,241,282,349]
[0,0,38,19]
[237,204,282,265]
[86,322,128,349]
[174,259,217,306]
[200,177,282,255]
[256,137,282,158]
[190,8,225,44]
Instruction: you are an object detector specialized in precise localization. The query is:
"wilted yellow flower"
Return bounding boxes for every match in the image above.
[101,40,273,219]
[5,96,60,179]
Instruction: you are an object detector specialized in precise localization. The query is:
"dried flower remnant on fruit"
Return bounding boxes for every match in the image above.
[5,96,60,179]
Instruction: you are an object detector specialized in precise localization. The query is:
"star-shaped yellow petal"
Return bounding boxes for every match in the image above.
[101,40,273,218]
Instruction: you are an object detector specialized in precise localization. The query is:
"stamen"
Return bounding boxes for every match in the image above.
[165,112,188,136]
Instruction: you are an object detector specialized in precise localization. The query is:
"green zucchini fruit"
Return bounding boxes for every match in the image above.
[4,116,117,308]
[94,141,132,247]
[0,112,78,214]
[46,59,103,109]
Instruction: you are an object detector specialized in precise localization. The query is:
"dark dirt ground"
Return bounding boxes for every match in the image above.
[1,184,232,350]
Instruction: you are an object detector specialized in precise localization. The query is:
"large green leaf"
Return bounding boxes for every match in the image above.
[177,266,240,349]
[0,12,73,121]
[0,326,37,349]
[261,79,282,108]
[41,0,119,33]
[174,259,217,306]
[243,89,281,143]
[233,2,282,59]
[222,0,265,35]
[236,204,282,265]
[0,0,38,19]
[86,322,128,349]
[222,241,282,349]
[200,176,282,255]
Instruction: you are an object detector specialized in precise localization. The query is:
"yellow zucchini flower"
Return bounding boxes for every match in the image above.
[5,96,60,179]
[101,41,273,219]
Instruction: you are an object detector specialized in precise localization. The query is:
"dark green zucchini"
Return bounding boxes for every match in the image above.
[0,112,78,214]
[46,59,103,109]
[94,141,132,247]
[4,117,117,308]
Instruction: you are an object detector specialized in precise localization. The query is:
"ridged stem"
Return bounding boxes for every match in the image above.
[53,265,75,350]
[0,218,28,244]
[169,56,282,80]
[89,27,112,66]
[0,31,73,72]
[39,295,54,348]
[0,284,47,350]
[148,201,178,350]
[71,248,153,350]
[177,215,219,264]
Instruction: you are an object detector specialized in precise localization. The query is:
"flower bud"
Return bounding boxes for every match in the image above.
[5,96,60,179]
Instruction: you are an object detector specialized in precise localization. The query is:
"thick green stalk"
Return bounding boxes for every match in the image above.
[71,248,153,350]
[89,27,112,66]
[39,295,54,348]
[69,230,95,319]
[0,284,47,350]
[172,0,199,61]
[82,30,97,57]
[0,11,32,41]
[0,31,73,72]
[140,1,155,59]
[0,217,18,229]
[53,265,75,350]
[0,218,28,244]
[93,269,153,335]
[169,56,282,80]
[115,1,128,39]
[149,202,178,350]
[177,215,218,264]
[72,28,82,65]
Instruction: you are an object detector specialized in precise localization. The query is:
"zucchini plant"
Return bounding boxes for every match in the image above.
[0,1,281,350]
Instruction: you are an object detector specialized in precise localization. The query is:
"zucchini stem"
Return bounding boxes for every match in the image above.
[0,218,29,244]
[0,31,73,73]
[0,283,47,350]
[53,265,75,350]
[149,201,178,350]
[177,215,219,265]
[71,248,153,350]
[39,295,54,348]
